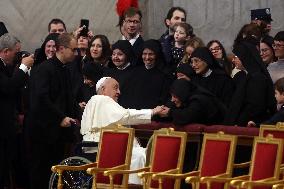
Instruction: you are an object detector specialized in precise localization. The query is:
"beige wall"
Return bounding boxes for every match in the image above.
[144,0,284,52]
[1,0,284,53]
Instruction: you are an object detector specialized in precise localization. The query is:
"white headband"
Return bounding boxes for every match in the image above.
[96,77,111,93]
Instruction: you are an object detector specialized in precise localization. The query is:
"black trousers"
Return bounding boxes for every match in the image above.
[29,141,72,189]
[0,136,17,189]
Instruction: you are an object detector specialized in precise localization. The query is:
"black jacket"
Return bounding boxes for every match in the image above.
[122,65,172,109]
[0,59,28,139]
[28,56,81,143]
[169,79,226,126]
[263,105,284,125]
[192,69,235,107]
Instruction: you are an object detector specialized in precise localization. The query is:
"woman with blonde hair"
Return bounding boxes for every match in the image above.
[180,36,205,65]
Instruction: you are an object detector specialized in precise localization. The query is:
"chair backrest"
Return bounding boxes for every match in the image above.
[260,123,284,164]
[199,132,237,189]
[149,128,187,189]
[249,135,283,185]
[96,124,134,187]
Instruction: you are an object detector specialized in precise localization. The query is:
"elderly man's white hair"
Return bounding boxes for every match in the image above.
[96,77,112,94]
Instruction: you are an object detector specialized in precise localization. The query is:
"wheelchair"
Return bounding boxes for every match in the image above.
[48,134,152,188]
[48,141,98,189]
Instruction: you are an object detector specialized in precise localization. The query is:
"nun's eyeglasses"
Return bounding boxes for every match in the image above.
[190,58,204,65]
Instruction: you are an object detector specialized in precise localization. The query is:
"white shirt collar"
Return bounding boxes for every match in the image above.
[202,69,212,77]
[122,34,140,46]
[0,57,6,66]
[117,62,131,70]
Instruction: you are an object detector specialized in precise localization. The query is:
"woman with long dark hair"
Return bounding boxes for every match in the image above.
[207,40,232,76]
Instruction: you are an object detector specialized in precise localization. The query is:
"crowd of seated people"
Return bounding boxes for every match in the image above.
[1,5,284,189]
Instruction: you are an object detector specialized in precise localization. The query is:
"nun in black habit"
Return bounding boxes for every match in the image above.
[224,39,276,126]
[33,33,59,67]
[190,47,235,107]
[103,40,136,108]
[121,39,173,109]
[160,79,226,125]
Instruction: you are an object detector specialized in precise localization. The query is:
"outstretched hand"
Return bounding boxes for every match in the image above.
[152,105,170,117]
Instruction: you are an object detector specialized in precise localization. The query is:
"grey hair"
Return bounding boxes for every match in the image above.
[0,33,18,51]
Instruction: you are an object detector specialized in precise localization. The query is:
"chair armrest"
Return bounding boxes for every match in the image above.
[185,175,200,184]
[51,162,98,173]
[233,161,251,169]
[273,183,284,189]
[138,171,156,179]
[104,167,150,177]
[152,168,190,180]
[87,164,127,175]
[240,178,281,188]
[201,174,249,184]
[230,177,249,188]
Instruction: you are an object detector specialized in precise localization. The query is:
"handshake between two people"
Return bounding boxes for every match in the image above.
[152,105,170,117]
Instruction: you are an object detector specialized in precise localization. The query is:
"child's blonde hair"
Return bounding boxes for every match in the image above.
[181,36,205,64]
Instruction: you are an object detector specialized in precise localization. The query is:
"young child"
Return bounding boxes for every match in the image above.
[263,77,284,124]
[171,22,194,70]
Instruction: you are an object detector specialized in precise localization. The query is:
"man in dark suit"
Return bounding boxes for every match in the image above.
[28,33,82,188]
[159,7,187,65]
[0,33,34,188]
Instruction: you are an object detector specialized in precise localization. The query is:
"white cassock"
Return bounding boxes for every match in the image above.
[81,95,152,184]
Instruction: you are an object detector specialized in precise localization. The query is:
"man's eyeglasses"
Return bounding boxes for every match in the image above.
[124,19,140,24]
[64,46,79,53]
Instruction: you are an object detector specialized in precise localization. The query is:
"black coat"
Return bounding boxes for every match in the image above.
[122,65,172,109]
[126,36,144,66]
[66,55,84,100]
[170,94,225,125]
[103,65,135,108]
[224,39,276,126]
[192,69,235,107]
[225,71,272,126]
[169,79,226,126]
[0,59,28,139]
[28,57,81,143]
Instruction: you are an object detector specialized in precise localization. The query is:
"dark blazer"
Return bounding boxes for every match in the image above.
[28,56,81,143]
[132,36,144,66]
[0,59,28,139]
[159,30,174,65]
[263,105,284,125]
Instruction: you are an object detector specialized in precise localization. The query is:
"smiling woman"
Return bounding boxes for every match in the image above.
[34,33,59,66]
[190,47,235,107]
[260,35,276,65]
[207,40,232,76]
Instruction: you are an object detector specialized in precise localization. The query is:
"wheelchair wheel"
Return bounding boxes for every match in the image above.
[48,156,93,189]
